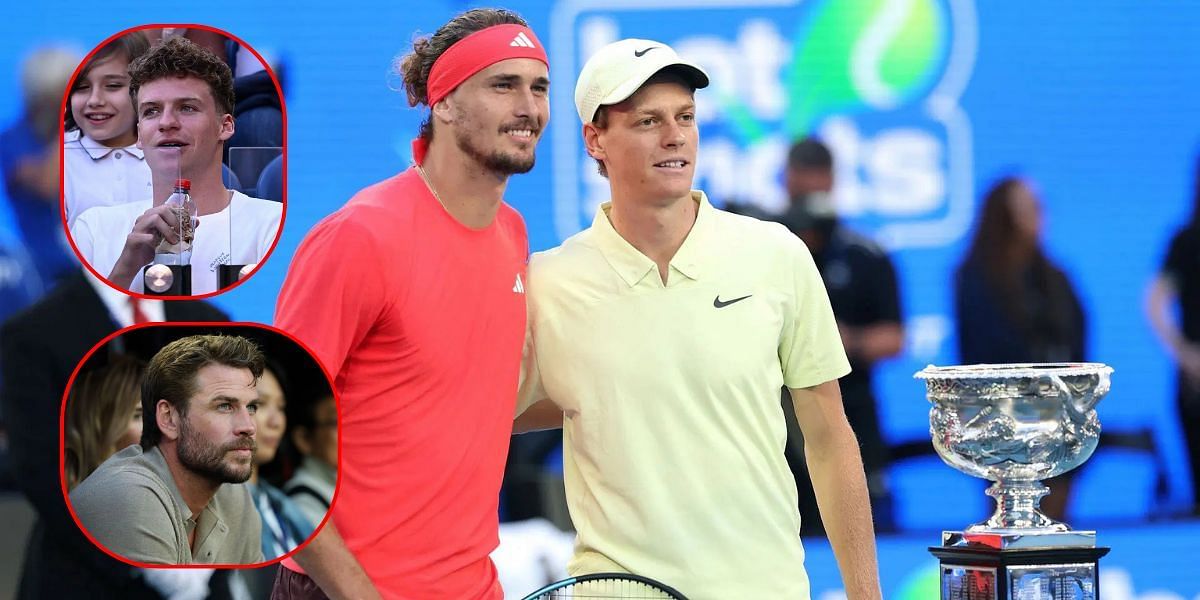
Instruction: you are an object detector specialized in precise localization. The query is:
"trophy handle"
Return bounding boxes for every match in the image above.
[1041,372,1099,414]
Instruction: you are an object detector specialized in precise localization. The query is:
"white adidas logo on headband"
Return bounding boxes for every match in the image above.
[510,32,535,48]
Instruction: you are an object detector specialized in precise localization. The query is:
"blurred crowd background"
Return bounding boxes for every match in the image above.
[1,1,1199,598]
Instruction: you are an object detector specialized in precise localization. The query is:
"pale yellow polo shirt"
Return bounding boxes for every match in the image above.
[517,191,851,599]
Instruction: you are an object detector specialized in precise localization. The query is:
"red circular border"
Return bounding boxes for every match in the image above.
[58,321,343,569]
[58,23,289,301]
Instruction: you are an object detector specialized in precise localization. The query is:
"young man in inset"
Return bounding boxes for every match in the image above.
[70,37,281,294]
[515,39,882,599]
[273,8,548,599]
[70,334,264,565]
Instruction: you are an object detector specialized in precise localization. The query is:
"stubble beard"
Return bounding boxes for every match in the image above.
[176,417,255,485]
[451,105,537,176]
[455,128,536,175]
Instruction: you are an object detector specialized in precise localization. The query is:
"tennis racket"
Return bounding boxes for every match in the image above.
[520,572,689,599]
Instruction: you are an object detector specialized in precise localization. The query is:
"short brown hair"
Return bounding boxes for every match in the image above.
[140,335,264,448]
[395,8,529,143]
[129,36,236,118]
[65,31,151,132]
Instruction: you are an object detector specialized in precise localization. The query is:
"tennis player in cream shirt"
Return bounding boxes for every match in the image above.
[514,39,882,599]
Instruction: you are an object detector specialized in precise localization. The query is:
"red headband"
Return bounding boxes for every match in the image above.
[412,24,548,164]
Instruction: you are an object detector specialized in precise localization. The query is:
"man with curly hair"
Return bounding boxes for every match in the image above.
[70,36,281,295]
[273,8,548,600]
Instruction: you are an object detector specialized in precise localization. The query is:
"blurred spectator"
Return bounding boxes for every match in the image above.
[256,153,284,202]
[954,175,1087,521]
[64,31,153,227]
[249,363,314,560]
[955,177,1086,364]
[775,137,904,534]
[0,241,42,328]
[0,46,80,288]
[500,428,562,523]
[0,242,42,489]
[1146,161,1200,515]
[284,392,337,527]
[153,27,228,60]
[224,41,282,194]
[0,269,225,598]
[64,354,146,490]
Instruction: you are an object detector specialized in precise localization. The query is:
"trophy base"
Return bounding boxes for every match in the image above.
[943,529,1096,549]
[218,264,254,289]
[143,264,191,296]
[931,543,1109,599]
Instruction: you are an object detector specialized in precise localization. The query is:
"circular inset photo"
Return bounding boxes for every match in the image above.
[60,323,336,567]
[61,25,285,298]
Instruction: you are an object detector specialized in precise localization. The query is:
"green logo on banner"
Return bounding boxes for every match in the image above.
[787,0,949,136]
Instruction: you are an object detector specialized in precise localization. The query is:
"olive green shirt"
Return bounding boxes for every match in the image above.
[70,445,263,565]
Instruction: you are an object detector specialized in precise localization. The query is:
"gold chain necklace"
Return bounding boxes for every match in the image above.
[416,165,451,212]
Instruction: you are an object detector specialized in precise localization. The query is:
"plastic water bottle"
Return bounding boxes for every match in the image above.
[154,178,197,265]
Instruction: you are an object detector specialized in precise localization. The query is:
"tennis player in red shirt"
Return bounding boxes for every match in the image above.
[272,8,548,599]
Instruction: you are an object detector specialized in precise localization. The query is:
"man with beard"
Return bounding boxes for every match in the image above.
[272,8,547,600]
[69,334,264,565]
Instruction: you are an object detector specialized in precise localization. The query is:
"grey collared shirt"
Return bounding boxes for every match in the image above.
[70,445,263,565]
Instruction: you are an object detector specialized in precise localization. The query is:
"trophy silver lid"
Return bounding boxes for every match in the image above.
[915,362,1113,381]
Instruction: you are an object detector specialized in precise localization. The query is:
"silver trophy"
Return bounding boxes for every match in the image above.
[916,363,1113,599]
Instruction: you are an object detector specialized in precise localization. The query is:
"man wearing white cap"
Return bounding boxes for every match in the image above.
[515,39,881,599]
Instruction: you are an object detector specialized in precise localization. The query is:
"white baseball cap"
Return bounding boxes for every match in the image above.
[574,38,710,124]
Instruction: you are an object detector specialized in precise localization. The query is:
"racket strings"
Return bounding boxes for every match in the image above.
[533,578,678,599]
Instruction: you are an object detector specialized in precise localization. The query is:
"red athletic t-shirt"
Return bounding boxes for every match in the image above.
[274,168,528,599]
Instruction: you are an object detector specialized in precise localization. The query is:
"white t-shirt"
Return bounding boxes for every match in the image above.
[71,191,282,294]
[63,130,153,227]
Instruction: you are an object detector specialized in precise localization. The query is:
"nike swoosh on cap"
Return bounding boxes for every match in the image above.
[634,47,657,57]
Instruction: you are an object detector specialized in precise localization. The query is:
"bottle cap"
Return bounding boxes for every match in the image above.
[174,178,191,190]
